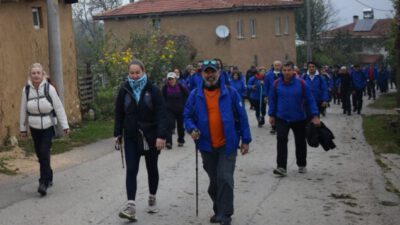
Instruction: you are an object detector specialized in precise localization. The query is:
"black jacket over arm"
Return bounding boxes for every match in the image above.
[114,81,168,152]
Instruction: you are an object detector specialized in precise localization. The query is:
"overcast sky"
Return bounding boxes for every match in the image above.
[121,0,395,28]
[331,0,394,27]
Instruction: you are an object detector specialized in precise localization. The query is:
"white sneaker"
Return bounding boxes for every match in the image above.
[147,195,159,213]
[119,202,137,221]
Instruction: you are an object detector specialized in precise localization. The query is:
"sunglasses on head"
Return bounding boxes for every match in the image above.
[203,60,218,66]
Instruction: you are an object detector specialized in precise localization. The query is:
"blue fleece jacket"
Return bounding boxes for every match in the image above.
[230,78,246,97]
[264,70,283,98]
[183,81,252,155]
[303,74,330,103]
[187,72,203,91]
[351,70,367,90]
[247,76,266,100]
[268,77,319,122]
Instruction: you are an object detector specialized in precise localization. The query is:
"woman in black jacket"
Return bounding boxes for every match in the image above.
[114,59,168,222]
[162,72,189,149]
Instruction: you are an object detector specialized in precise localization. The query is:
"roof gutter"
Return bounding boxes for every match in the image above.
[93,3,303,21]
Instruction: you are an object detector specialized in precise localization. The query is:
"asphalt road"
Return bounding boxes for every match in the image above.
[0,101,399,225]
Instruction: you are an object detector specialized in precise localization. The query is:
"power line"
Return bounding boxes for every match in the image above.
[353,0,393,12]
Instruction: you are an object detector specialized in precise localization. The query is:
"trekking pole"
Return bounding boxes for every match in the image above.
[195,144,199,217]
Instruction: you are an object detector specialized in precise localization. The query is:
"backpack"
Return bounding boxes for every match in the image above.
[25,80,56,118]
[25,81,53,107]
[123,83,154,113]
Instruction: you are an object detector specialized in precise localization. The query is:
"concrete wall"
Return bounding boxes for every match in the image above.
[0,0,81,143]
[104,9,297,71]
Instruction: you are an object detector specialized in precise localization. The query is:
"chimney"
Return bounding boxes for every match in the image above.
[353,15,359,23]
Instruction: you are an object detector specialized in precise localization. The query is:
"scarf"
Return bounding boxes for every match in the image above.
[127,74,148,103]
[255,73,265,80]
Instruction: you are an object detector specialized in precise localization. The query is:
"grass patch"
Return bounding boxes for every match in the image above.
[363,115,400,154]
[19,120,114,155]
[0,157,17,175]
[368,93,398,109]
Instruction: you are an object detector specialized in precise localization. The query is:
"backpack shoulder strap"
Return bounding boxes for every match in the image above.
[44,82,53,106]
[25,85,30,101]
[273,78,281,93]
[300,79,306,98]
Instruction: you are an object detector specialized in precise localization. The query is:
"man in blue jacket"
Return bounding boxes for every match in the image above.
[187,61,205,91]
[269,61,320,177]
[184,59,252,225]
[302,62,329,117]
[264,60,283,134]
[351,64,367,114]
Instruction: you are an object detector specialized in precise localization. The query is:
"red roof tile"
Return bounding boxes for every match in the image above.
[321,18,393,39]
[94,0,303,19]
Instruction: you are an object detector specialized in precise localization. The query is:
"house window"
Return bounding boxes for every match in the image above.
[250,19,256,38]
[152,18,161,30]
[275,16,281,36]
[32,7,42,29]
[284,16,289,35]
[237,19,244,39]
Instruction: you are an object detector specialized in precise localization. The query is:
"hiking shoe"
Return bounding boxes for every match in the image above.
[177,142,184,147]
[147,196,159,213]
[37,183,47,196]
[210,215,220,223]
[119,202,137,221]
[298,167,307,174]
[273,167,287,177]
[166,143,172,150]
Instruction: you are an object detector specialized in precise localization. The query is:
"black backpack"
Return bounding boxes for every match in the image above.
[25,81,53,107]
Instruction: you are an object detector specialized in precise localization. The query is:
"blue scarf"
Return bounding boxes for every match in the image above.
[127,74,148,103]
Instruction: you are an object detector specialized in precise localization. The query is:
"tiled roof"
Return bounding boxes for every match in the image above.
[93,0,303,20]
[321,18,393,39]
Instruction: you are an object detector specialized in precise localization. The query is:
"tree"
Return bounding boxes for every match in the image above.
[296,0,337,64]
[394,0,400,106]
[296,0,337,42]
[72,0,122,73]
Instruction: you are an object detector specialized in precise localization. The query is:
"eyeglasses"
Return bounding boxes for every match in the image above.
[167,77,175,80]
[203,60,218,67]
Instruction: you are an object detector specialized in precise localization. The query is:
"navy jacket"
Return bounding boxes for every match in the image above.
[268,77,319,122]
[183,81,252,155]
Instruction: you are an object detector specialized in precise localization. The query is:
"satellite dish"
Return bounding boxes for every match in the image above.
[216,25,230,39]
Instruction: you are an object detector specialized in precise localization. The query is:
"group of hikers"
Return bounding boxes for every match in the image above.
[19,58,396,225]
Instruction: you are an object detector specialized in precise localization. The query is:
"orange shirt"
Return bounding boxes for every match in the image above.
[204,88,226,148]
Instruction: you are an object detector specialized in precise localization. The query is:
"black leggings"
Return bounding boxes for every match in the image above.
[124,137,159,200]
[30,127,55,186]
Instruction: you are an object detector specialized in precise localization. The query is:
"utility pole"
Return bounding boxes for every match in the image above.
[46,0,64,104]
[47,0,64,137]
[306,0,312,61]
[396,0,400,106]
